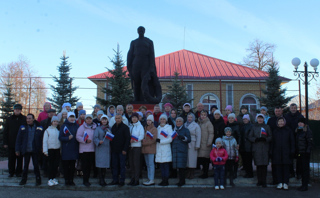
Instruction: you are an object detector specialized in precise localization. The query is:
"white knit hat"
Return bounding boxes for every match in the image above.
[228,113,236,119]
[67,112,75,118]
[159,114,168,121]
[147,115,154,122]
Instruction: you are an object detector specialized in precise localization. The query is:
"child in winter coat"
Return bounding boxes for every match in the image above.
[210,138,228,190]
[222,127,238,187]
[43,116,61,186]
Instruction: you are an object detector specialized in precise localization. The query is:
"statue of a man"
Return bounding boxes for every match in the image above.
[127,26,162,103]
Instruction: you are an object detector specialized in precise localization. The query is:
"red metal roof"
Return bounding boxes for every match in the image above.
[88,49,289,81]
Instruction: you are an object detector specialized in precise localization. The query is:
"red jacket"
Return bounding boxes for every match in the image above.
[210,147,228,165]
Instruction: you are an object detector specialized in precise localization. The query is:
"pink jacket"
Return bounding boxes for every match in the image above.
[76,122,97,153]
[210,147,228,165]
[37,102,51,122]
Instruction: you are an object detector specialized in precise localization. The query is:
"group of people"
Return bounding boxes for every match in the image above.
[2,101,313,191]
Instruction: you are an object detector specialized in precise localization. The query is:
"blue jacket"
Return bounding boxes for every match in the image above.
[15,121,43,155]
[172,125,191,169]
[59,120,79,160]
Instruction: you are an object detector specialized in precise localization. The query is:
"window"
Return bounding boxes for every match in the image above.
[240,93,259,117]
[200,93,220,111]
[186,84,193,108]
[226,84,233,106]
[104,82,112,101]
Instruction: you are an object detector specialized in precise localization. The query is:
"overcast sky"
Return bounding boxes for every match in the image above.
[1,0,319,110]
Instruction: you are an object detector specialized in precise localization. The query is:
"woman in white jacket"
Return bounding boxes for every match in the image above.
[156,114,173,186]
[42,116,61,186]
[128,113,144,186]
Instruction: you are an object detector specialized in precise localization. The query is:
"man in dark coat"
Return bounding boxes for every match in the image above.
[171,117,191,186]
[109,114,130,186]
[15,114,43,186]
[3,104,26,177]
[194,103,204,123]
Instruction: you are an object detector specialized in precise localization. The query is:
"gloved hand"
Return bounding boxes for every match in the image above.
[178,135,185,140]
[235,156,239,162]
[216,157,222,162]
[259,137,266,142]
[156,138,161,143]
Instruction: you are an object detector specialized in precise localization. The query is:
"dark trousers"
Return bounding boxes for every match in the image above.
[256,165,267,185]
[214,164,225,186]
[198,157,210,176]
[159,162,170,178]
[297,153,310,187]
[8,148,23,176]
[129,147,141,181]
[225,159,235,184]
[275,164,290,184]
[111,152,126,182]
[47,149,60,180]
[23,152,40,179]
[81,152,95,183]
[178,168,186,182]
[241,152,253,176]
[62,160,75,183]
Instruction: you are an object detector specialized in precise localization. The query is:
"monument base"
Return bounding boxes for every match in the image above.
[132,103,156,112]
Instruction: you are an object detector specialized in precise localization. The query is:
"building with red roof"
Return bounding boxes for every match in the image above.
[88,49,290,115]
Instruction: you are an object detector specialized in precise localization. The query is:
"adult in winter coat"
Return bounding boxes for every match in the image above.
[197,110,214,179]
[155,114,173,186]
[295,118,313,191]
[59,112,79,186]
[223,105,233,125]
[272,117,295,190]
[172,117,191,186]
[168,109,177,130]
[109,105,129,128]
[211,110,225,143]
[239,114,253,178]
[76,114,97,187]
[74,102,83,119]
[179,103,193,123]
[93,115,111,186]
[208,105,218,123]
[141,115,158,186]
[284,103,304,133]
[109,114,130,186]
[248,114,272,187]
[194,103,204,122]
[236,105,254,125]
[37,102,51,122]
[106,105,115,121]
[128,113,145,186]
[185,113,201,179]
[260,106,270,124]
[3,104,26,177]
[15,114,43,186]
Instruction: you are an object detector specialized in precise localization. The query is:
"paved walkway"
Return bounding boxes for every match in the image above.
[0,160,307,190]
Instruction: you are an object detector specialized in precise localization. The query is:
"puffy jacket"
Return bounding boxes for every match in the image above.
[248,123,272,166]
[15,121,43,155]
[239,122,253,152]
[222,136,238,160]
[76,122,97,153]
[295,125,313,154]
[3,113,26,148]
[227,121,240,144]
[172,125,191,169]
[129,121,144,147]
[37,102,51,122]
[210,147,229,165]
[155,124,173,163]
[59,120,79,160]
[142,124,158,154]
[43,126,61,155]
[185,121,201,149]
[198,117,214,158]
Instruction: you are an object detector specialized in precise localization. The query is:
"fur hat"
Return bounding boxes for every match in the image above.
[147,115,154,122]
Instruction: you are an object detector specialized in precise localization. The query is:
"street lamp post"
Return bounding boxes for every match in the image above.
[292,58,319,123]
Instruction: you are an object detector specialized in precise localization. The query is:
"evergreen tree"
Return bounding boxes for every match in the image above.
[47,53,79,112]
[259,63,293,116]
[0,79,16,157]
[162,71,193,113]
[96,46,133,108]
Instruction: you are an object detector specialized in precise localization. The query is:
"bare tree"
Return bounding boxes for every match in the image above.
[0,56,47,117]
[243,39,278,71]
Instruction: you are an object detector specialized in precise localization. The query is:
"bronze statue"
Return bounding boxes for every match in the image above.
[127,26,162,104]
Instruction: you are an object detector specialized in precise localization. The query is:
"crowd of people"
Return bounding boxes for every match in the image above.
[2,101,313,191]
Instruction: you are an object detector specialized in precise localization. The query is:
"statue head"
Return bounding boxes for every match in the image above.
[137,26,145,37]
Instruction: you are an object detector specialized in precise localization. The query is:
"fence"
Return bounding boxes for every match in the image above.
[309,121,320,181]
